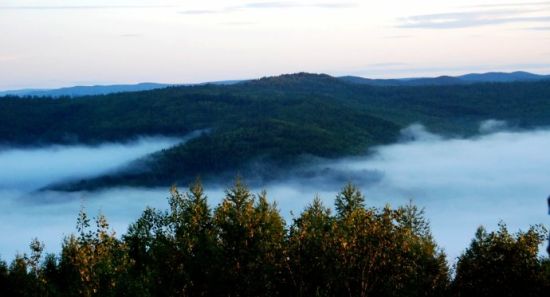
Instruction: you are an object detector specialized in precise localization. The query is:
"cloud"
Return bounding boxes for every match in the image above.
[243,1,300,9]
[119,33,143,38]
[179,1,356,15]
[382,35,411,39]
[526,26,550,30]
[0,55,18,62]
[242,1,356,9]
[179,9,221,15]
[0,5,175,10]
[466,1,550,9]
[219,21,260,26]
[399,8,550,29]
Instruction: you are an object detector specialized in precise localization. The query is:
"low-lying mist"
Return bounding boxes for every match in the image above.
[0,136,183,190]
[1,125,549,263]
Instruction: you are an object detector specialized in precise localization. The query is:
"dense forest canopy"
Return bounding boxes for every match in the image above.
[1,181,548,296]
[2,73,550,189]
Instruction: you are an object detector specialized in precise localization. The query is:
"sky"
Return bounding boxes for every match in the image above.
[0,0,549,89]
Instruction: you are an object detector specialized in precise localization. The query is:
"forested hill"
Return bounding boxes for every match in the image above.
[2,72,550,189]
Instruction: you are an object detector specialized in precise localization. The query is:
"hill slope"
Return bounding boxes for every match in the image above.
[2,73,550,189]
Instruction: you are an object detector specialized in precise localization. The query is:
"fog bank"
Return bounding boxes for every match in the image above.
[0,136,183,190]
[1,127,549,262]
[308,127,550,259]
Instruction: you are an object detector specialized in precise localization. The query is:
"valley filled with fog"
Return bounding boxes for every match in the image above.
[0,125,549,262]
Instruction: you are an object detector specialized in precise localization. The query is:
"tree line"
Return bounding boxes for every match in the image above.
[1,179,549,296]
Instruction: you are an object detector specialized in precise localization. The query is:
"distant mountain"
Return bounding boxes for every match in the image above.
[3,71,548,98]
[457,71,547,83]
[0,83,173,97]
[339,71,550,86]
[0,80,245,98]
[201,80,245,86]
[336,76,401,86]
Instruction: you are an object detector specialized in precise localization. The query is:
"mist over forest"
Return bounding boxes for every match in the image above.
[3,0,550,294]
[1,72,550,296]
[1,123,548,263]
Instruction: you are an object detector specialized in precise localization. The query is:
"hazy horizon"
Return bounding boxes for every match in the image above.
[1,69,550,92]
[1,0,549,90]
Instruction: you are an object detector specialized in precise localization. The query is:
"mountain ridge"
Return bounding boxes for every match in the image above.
[2,72,550,189]
[2,71,549,97]
[0,80,243,97]
[339,71,550,86]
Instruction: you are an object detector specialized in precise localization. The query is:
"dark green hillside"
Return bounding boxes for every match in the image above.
[2,73,550,188]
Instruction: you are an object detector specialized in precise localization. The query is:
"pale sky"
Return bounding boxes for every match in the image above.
[0,0,549,89]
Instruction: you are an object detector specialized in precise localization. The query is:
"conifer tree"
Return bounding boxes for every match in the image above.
[335,183,365,217]
[214,178,286,297]
[170,179,217,296]
[288,196,336,297]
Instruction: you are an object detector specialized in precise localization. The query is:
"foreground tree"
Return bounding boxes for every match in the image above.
[287,196,336,297]
[393,203,449,297]
[0,259,8,296]
[124,179,218,296]
[123,207,166,297]
[165,180,217,296]
[453,223,549,297]
[2,180,549,296]
[214,178,286,297]
[0,240,56,297]
[60,209,130,297]
[332,184,448,297]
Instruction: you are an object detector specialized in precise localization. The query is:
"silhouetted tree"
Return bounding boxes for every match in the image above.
[287,196,336,297]
[214,178,286,297]
[453,223,548,297]
[1,181,549,296]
